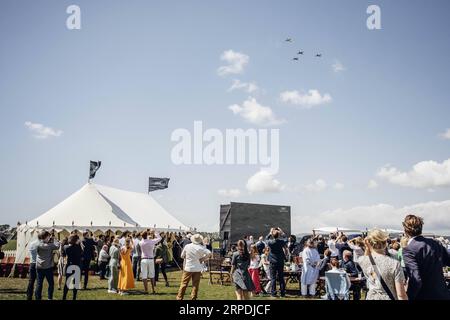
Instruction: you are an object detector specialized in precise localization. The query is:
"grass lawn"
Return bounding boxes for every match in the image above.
[1,240,16,251]
[0,270,315,300]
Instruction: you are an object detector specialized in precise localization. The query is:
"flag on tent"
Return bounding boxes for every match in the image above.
[89,161,102,180]
[148,177,170,192]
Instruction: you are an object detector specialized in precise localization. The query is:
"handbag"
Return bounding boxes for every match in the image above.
[368,254,396,300]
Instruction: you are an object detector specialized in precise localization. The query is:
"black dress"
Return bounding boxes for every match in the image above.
[231,252,255,291]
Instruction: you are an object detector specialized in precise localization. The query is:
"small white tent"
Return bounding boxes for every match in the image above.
[15,183,189,263]
[312,227,362,234]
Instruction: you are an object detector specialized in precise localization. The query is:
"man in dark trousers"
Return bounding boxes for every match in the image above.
[81,231,97,290]
[26,234,41,300]
[402,214,450,300]
[336,235,351,260]
[265,227,287,297]
[340,250,361,300]
[255,236,266,255]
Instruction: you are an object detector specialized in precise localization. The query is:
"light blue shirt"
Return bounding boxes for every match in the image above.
[28,239,40,264]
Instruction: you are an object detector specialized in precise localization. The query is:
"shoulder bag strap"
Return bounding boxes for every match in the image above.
[368,254,396,300]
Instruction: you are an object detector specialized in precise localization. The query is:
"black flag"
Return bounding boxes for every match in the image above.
[89,161,102,180]
[148,177,170,192]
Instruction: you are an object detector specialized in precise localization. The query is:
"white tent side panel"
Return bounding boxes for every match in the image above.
[15,225,40,264]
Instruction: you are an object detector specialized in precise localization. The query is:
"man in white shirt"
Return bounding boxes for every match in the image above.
[176,234,212,300]
[327,234,339,258]
[140,229,161,294]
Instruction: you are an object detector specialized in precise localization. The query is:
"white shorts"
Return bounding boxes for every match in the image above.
[140,258,155,279]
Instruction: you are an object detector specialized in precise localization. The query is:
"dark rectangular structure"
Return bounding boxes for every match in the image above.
[219,202,291,247]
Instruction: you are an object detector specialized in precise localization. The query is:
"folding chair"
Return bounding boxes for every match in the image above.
[2,256,15,277]
[208,258,230,285]
[324,271,350,300]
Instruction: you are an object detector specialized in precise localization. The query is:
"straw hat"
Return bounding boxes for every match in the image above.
[191,233,203,245]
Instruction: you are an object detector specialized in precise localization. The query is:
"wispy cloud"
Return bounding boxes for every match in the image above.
[295,200,450,233]
[217,188,241,198]
[377,158,450,188]
[439,128,450,140]
[280,89,332,109]
[332,60,346,73]
[227,79,259,93]
[24,121,63,139]
[333,183,345,190]
[304,179,328,192]
[217,50,249,76]
[229,97,285,126]
[246,169,284,193]
[368,179,379,189]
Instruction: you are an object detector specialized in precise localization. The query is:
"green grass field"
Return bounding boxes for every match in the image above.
[0,270,314,300]
[1,240,16,251]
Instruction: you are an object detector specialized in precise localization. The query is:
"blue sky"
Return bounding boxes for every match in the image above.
[1,0,450,233]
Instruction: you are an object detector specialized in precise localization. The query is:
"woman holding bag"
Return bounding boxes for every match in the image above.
[356,229,408,300]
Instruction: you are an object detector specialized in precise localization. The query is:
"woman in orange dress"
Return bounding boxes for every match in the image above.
[118,238,135,295]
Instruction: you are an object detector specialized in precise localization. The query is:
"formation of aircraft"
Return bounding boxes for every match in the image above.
[285,37,322,61]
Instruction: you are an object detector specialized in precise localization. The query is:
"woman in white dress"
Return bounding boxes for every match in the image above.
[301,239,320,296]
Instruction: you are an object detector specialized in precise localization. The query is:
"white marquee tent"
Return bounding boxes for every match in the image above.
[15,183,189,263]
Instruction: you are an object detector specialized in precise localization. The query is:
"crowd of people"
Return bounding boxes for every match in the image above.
[22,214,450,300]
[26,229,205,300]
[225,215,450,300]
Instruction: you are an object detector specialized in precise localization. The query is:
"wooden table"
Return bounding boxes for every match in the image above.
[221,264,232,271]
[284,270,301,284]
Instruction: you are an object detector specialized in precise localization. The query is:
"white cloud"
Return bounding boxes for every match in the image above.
[304,179,328,192]
[217,189,241,198]
[227,79,259,93]
[333,183,345,190]
[332,60,346,73]
[377,158,450,188]
[294,200,450,234]
[246,169,283,193]
[368,179,379,189]
[217,50,249,76]
[439,128,450,140]
[229,97,285,126]
[24,121,63,139]
[280,89,332,109]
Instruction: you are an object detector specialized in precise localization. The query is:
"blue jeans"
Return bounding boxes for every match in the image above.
[132,256,141,279]
[35,267,54,300]
[26,263,37,300]
[270,263,285,296]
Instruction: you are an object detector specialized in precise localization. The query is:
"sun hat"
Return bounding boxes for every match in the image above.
[190,234,203,245]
